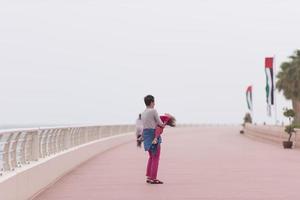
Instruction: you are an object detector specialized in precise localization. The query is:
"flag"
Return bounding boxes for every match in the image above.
[246,85,253,111]
[265,57,274,105]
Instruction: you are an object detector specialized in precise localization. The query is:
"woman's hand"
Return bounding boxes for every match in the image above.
[152,138,158,144]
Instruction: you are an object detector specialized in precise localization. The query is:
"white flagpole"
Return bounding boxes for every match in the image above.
[251,85,254,123]
[273,55,278,125]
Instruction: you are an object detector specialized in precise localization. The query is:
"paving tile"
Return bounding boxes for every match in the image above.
[34,127,300,200]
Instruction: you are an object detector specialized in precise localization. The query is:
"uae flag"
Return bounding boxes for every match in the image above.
[246,85,253,111]
[265,57,274,106]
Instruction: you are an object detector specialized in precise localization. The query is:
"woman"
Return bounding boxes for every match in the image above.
[141,95,164,184]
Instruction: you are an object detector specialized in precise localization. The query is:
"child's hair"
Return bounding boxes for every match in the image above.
[144,95,154,106]
[166,115,176,127]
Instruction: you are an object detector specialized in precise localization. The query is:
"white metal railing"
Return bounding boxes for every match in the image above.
[0,124,135,176]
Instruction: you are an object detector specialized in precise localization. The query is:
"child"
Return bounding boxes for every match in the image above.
[155,114,176,139]
[150,114,176,153]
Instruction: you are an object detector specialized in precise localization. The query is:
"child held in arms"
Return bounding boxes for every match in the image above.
[150,113,176,152]
[137,113,176,148]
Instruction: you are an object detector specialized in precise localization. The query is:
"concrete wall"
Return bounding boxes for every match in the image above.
[243,124,300,148]
[0,132,134,200]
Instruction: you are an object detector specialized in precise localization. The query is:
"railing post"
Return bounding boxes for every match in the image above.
[63,128,71,150]
[109,126,114,136]
[84,127,89,143]
[99,126,102,138]
[31,130,39,161]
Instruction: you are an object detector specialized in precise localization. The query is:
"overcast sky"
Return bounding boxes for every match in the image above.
[0,0,299,127]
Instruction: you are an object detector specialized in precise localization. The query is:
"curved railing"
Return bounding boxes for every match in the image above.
[0,125,135,176]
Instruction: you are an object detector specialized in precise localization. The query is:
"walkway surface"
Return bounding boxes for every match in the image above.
[34,126,300,200]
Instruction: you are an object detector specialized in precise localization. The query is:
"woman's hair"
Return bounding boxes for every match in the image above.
[144,95,154,106]
[138,113,141,120]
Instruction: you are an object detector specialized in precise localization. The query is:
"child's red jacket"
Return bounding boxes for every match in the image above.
[154,115,171,138]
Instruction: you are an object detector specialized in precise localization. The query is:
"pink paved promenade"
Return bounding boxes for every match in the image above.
[34,127,300,200]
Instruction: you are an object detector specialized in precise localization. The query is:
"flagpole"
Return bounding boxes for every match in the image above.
[273,55,278,125]
[251,85,254,123]
[264,59,270,118]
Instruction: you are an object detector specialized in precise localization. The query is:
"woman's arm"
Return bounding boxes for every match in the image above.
[153,110,164,127]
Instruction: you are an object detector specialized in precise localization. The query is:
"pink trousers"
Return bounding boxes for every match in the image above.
[146,145,161,180]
